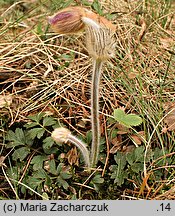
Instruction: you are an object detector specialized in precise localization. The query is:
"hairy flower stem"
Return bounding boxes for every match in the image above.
[90,58,104,167]
[68,133,90,168]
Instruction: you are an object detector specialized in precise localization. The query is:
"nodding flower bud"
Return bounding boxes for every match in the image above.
[48,6,116,35]
[51,127,71,143]
[48,6,86,34]
[52,127,90,167]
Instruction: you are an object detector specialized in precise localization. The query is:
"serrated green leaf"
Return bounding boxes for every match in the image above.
[15,128,25,141]
[43,147,58,155]
[43,116,56,127]
[145,148,154,163]
[123,114,142,127]
[152,170,164,181]
[25,122,39,129]
[6,166,20,180]
[112,152,127,186]
[33,169,48,179]
[43,137,55,149]
[28,128,45,139]
[57,163,64,174]
[131,162,143,173]
[86,130,92,145]
[57,176,69,189]
[110,164,128,186]
[114,108,142,127]
[126,146,145,167]
[114,109,125,121]
[47,159,57,175]
[45,175,52,187]
[6,128,26,147]
[91,0,103,15]
[126,152,135,165]
[31,155,48,164]
[153,148,167,166]
[113,171,128,186]
[153,147,163,159]
[26,177,43,190]
[12,147,30,161]
[31,155,48,171]
[114,152,126,169]
[134,146,144,162]
[92,174,104,184]
[60,172,72,180]
[110,164,117,172]
[28,112,45,122]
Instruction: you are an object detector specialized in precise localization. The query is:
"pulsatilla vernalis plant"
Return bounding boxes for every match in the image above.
[49,6,116,168]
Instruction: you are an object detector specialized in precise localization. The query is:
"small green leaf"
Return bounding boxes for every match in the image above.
[81,0,92,6]
[110,164,128,187]
[92,174,104,184]
[126,152,135,165]
[91,0,103,15]
[57,176,69,189]
[114,152,126,169]
[12,147,30,161]
[28,113,45,122]
[85,130,92,145]
[43,147,58,155]
[26,177,43,190]
[111,152,128,186]
[60,172,72,180]
[33,169,48,179]
[43,137,55,149]
[57,163,64,174]
[43,116,56,127]
[6,128,26,147]
[36,22,43,35]
[47,159,57,175]
[144,148,154,163]
[124,114,143,127]
[25,122,39,129]
[134,146,144,162]
[28,128,45,139]
[6,166,20,180]
[131,162,143,173]
[113,171,128,186]
[60,53,73,61]
[106,13,116,20]
[114,108,125,121]
[114,108,142,127]
[31,155,48,171]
